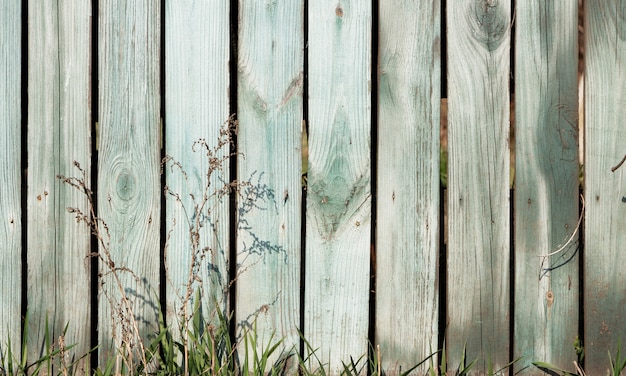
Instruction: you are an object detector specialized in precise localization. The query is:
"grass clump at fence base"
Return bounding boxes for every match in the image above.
[3,314,626,376]
[0,312,91,375]
[1,313,522,376]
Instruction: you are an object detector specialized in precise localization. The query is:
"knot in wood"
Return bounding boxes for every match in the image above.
[335,5,343,17]
[546,290,554,307]
[116,171,137,201]
[468,0,508,52]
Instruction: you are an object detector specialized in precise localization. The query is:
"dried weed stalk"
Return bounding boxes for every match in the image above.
[58,115,283,374]
[59,162,148,373]
[162,116,285,370]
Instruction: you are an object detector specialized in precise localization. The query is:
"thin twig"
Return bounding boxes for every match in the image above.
[538,194,585,259]
[611,153,626,172]
[574,361,586,376]
[377,345,381,376]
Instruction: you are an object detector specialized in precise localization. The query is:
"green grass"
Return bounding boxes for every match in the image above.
[0,312,91,376]
[2,304,624,376]
[0,298,522,376]
[0,306,526,376]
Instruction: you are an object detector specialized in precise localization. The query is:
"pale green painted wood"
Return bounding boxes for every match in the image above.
[98,1,161,362]
[514,2,580,374]
[584,2,626,373]
[236,0,303,368]
[0,1,22,361]
[446,1,511,371]
[164,0,230,340]
[376,1,440,374]
[27,1,92,368]
[306,1,371,372]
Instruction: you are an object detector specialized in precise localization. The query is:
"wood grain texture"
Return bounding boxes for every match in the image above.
[584,1,626,373]
[236,0,303,367]
[164,0,230,339]
[98,1,161,361]
[514,0,580,375]
[514,2,580,374]
[26,0,92,367]
[446,1,511,371]
[376,1,440,374]
[306,1,372,372]
[0,0,22,360]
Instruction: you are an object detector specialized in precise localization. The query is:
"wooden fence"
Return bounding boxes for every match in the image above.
[1,1,625,374]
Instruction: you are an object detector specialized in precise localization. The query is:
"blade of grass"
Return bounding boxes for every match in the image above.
[399,349,439,376]
[610,341,626,376]
[493,356,523,374]
[456,344,477,376]
[20,311,28,371]
[298,332,327,376]
[532,360,576,375]
[5,332,15,375]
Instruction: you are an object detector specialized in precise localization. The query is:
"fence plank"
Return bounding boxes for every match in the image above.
[446,1,512,371]
[0,1,22,361]
[164,0,230,340]
[306,1,372,371]
[584,2,626,373]
[514,2,580,374]
[236,0,303,367]
[26,0,92,368]
[98,1,161,363]
[376,1,440,374]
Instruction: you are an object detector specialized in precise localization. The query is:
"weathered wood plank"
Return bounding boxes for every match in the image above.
[584,1,626,373]
[164,0,230,340]
[514,2,580,374]
[446,1,511,371]
[0,0,22,361]
[236,0,303,368]
[376,1,440,374]
[306,1,372,372]
[98,1,161,364]
[27,0,92,368]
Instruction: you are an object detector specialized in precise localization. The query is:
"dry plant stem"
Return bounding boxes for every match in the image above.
[377,345,381,376]
[538,194,585,259]
[92,213,148,371]
[574,361,586,376]
[611,153,626,172]
[60,117,272,374]
[161,118,241,373]
[58,162,148,371]
[211,329,217,375]
[59,335,68,376]
[537,194,585,280]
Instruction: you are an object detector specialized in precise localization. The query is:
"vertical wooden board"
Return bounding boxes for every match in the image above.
[584,2,626,373]
[164,0,230,339]
[514,2,580,374]
[236,0,303,366]
[306,1,371,372]
[98,1,161,362]
[0,0,21,360]
[376,1,440,374]
[26,1,92,367]
[446,1,511,371]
